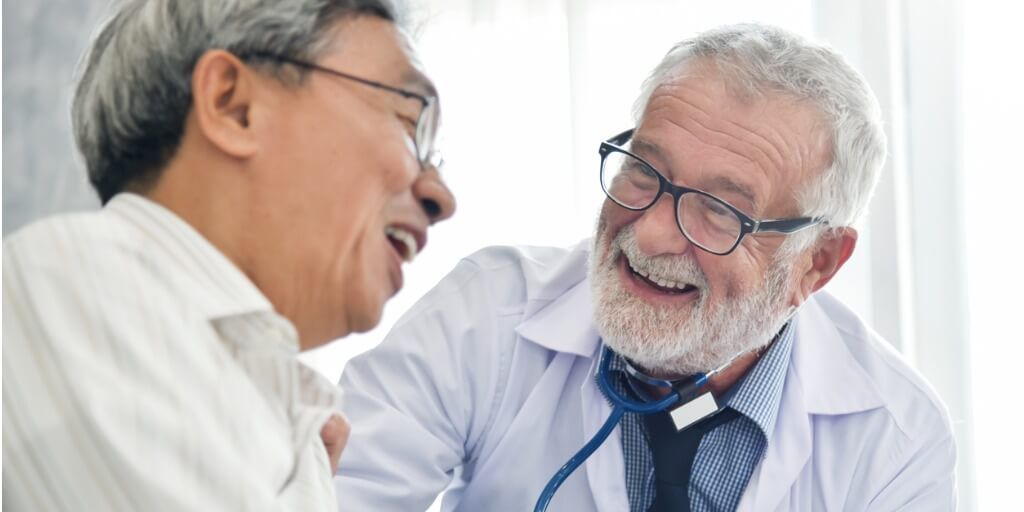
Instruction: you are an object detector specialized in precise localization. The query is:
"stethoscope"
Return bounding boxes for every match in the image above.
[533,344,740,512]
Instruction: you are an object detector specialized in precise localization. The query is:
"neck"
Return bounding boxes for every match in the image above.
[146,155,251,275]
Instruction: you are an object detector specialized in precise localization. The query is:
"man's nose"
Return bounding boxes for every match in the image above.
[633,194,693,256]
[413,167,456,224]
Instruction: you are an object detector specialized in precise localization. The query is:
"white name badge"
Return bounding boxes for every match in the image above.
[669,392,719,431]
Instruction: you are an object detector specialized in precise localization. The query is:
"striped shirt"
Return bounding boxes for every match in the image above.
[3,193,343,511]
[612,322,795,511]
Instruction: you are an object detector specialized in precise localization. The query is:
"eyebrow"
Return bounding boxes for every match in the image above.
[704,176,758,212]
[631,136,759,210]
[630,137,668,166]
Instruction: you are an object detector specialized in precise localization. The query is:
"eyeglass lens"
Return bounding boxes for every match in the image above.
[600,150,743,254]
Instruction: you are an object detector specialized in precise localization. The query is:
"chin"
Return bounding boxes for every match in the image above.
[346,300,386,334]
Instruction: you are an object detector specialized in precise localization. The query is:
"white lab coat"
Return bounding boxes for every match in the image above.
[335,241,957,511]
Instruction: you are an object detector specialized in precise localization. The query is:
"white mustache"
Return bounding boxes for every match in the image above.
[612,225,709,290]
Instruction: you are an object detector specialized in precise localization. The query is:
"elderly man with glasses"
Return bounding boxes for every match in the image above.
[334,23,957,511]
[2,0,454,510]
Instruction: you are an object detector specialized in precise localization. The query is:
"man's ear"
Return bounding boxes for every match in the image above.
[190,50,260,158]
[796,227,858,303]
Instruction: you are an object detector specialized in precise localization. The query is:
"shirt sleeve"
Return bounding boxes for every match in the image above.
[334,258,508,511]
[1,226,289,511]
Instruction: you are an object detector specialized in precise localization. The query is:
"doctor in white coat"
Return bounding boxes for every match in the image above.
[335,23,957,511]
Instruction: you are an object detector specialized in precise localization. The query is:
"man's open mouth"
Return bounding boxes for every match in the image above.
[625,257,699,295]
[386,226,419,263]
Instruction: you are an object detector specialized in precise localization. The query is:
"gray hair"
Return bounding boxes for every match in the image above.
[632,23,887,255]
[72,0,399,204]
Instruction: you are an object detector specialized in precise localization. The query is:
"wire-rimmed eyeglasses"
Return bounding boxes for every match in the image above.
[599,129,823,256]
[247,52,442,170]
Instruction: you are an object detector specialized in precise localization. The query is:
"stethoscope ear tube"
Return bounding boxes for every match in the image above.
[598,346,681,413]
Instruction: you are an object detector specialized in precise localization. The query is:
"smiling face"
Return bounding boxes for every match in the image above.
[590,64,832,377]
[245,16,455,347]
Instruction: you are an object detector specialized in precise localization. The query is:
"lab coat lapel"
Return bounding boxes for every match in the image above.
[738,294,885,510]
[736,360,812,511]
[514,265,628,512]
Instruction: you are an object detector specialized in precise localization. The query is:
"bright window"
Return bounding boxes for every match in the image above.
[963,1,1024,509]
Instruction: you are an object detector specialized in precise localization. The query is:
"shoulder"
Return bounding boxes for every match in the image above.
[5,210,142,295]
[398,240,591,323]
[3,208,189,341]
[5,208,154,280]
[6,208,127,247]
[799,293,957,504]
[372,241,593,405]
[806,292,954,441]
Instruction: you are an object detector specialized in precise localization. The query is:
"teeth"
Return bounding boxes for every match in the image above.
[628,260,649,278]
[385,226,418,263]
[627,258,692,291]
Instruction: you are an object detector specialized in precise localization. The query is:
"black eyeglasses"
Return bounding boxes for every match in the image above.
[247,52,442,170]
[599,129,823,256]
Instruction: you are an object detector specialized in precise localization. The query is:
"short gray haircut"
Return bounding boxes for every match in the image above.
[72,0,399,204]
[632,23,887,255]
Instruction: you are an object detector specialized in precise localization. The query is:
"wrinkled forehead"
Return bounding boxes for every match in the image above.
[635,68,833,216]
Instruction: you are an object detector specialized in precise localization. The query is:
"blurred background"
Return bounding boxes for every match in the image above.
[4,0,1022,509]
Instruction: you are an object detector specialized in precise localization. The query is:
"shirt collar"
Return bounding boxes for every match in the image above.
[722,322,794,440]
[104,193,276,321]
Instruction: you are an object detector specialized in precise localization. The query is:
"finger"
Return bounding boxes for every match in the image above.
[320,414,350,473]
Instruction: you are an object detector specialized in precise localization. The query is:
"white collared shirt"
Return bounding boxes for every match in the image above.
[3,193,342,511]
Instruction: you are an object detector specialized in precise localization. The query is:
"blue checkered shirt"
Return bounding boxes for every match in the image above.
[609,322,795,512]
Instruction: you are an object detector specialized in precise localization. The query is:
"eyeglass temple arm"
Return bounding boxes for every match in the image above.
[754,217,824,234]
[606,128,635,147]
[245,52,430,104]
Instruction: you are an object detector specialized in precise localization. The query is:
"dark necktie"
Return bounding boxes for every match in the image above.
[642,405,741,512]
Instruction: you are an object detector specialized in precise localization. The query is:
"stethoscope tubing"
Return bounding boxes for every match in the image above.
[532,405,623,512]
[534,346,710,512]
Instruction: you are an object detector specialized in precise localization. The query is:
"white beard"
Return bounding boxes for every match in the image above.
[588,222,796,377]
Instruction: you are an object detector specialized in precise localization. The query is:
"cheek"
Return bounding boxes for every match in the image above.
[598,201,637,241]
[595,204,624,262]
[330,150,414,224]
[360,137,420,203]
[700,252,766,303]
